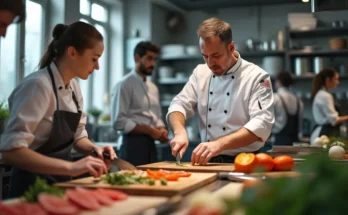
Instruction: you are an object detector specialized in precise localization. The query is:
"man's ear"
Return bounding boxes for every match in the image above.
[67,46,77,59]
[228,41,235,53]
[134,54,141,63]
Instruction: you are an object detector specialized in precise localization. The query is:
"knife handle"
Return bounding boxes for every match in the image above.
[91,150,111,159]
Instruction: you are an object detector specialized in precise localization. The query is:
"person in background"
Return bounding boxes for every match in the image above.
[167,18,274,165]
[0,0,25,37]
[110,41,169,166]
[272,72,303,145]
[310,68,348,144]
[0,22,117,198]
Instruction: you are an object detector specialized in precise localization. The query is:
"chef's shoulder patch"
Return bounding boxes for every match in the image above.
[259,79,271,88]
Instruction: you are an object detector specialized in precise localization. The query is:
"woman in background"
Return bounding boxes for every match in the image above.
[0,22,116,198]
[310,68,348,144]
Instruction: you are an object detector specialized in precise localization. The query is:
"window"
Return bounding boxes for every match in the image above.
[79,0,110,112]
[24,0,45,76]
[0,25,19,102]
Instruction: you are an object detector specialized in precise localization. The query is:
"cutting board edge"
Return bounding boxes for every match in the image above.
[137,166,233,173]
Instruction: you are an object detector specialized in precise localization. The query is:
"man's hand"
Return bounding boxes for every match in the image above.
[191,140,224,165]
[157,127,169,143]
[150,127,162,140]
[170,131,189,158]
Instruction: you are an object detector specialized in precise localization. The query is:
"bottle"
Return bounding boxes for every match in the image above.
[277,30,284,51]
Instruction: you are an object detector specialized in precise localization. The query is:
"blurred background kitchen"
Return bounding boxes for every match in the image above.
[0,0,348,167]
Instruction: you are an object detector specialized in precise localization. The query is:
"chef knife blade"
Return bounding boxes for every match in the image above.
[176,153,181,164]
[91,150,137,171]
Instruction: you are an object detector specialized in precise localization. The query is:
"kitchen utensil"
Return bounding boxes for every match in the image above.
[92,151,137,171]
[176,153,181,164]
[218,172,266,182]
[56,172,217,197]
[137,161,235,173]
[313,57,330,74]
[158,66,174,78]
[295,57,311,76]
[185,45,199,55]
[262,56,283,77]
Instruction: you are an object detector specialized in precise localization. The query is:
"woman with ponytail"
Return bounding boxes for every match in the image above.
[0,22,117,198]
[310,68,348,144]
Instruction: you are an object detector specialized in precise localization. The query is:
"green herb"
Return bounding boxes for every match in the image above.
[148,179,155,185]
[160,178,167,185]
[176,163,188,167]
[102,172,149,186]
[0,101,9,119]
[87,108,102,118]
[24,177,64,202]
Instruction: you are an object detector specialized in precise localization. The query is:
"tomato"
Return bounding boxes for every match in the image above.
[174,171,191,177]
[255,153,274,171]
[0,202,46,215]
[344,154,348,159]
[164,174,180,181]
[38,193,79,214]
[273,155,294,171]
[66,189,100,210]
[234,153,258,173]
[96,189,128,201]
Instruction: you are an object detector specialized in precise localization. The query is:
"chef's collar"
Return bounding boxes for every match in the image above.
[49,62,72,91]
[131,69,147,82]
[225,51,242,75]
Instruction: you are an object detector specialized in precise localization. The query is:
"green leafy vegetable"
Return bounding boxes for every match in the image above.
[148,179,155,185]
[0,101,9,119]
[24,177,64,202]
[160,178,167,185]
[175,163,188,167]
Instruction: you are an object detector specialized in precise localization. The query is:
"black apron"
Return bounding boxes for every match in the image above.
[273,95,300,146]
[119,134,157,166]
[8,66,82,198]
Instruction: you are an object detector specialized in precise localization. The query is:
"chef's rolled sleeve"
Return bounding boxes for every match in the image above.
[0,79,50,151]
[166,72,198,122]
[111,82,137,134]
[244,75,274,142]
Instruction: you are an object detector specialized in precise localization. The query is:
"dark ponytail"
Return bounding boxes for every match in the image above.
[39,22,103,69]
[311,68,337,100]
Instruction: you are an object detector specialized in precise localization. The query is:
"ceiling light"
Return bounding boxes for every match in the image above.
[302,0,309,2]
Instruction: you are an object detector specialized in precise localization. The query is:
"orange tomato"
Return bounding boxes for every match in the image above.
[273,155,294,171]
[344,154,348,160]
[234,153,258,173]
[255,153,274,171]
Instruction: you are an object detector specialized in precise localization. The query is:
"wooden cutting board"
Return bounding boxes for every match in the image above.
[5,196,168,215]
[56,172,217,197]
[137,161,235,173]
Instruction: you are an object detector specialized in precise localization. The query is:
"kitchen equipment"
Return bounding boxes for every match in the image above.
[295,57,311,76]
[176,153,181,164]
[277,30,284,51]
[313,57,330,74]
[218,172,266,182]
[186,45,199,55]
[92,151,137,171]
[339,65,347,75]
[175,72,185,79]
[137,161,235,173]
[161,44,185,58]
[288,13,317,30]
[329,38,347,50]
[262,56,283,77]
[56,172,217,197]
[158,66,174,78]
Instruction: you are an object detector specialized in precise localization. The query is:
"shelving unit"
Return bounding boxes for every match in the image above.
[288,49,348,57]
[158,77,188,85]
[289,27,348,39]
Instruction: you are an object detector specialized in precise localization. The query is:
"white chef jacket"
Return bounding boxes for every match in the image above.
[110,70,165,135]
[272,87,304,138]
[167,52,274,156]
[310,88,339,144]
[0,62,88,151]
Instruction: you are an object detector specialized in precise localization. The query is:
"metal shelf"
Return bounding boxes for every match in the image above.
[289,27,348,39]
[288,49,348,57]
[240,51,285,57]
[160,54,202,61]
[158,78,188,84]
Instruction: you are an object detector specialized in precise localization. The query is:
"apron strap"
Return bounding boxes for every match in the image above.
[71,90,81,113]
[47,65,59,110]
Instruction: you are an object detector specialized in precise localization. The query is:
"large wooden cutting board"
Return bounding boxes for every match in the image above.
[5,196,168,215]
[137,161,235,173]
[56,172,217,197]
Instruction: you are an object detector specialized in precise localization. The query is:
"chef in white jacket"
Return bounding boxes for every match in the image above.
[167,18,274,165]
[310,68,348,144]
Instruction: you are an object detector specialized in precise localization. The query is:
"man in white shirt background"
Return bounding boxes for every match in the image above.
[272,72,303,146]
[110,41,169,166]
[167,18,274,165]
